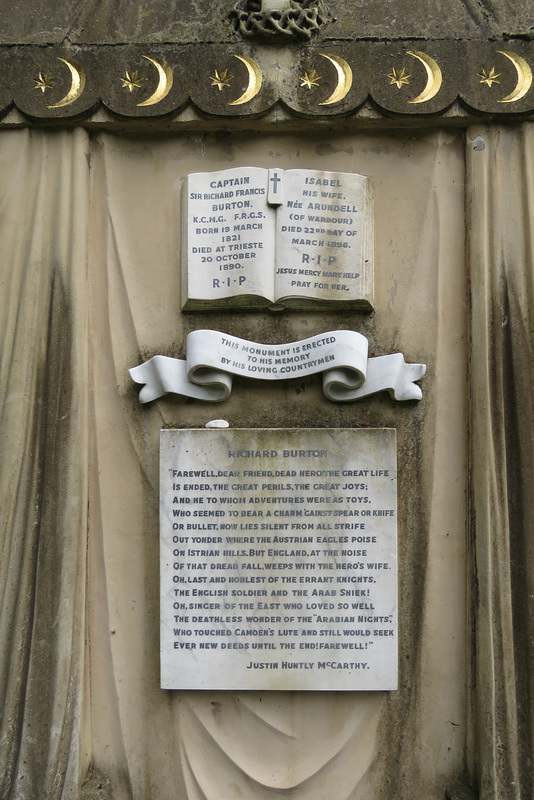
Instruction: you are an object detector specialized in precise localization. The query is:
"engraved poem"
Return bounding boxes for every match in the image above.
[160,429,397,691]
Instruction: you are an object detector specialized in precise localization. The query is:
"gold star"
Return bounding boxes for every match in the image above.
[34,72,54,93]
[210,69,233,91]
[478,66,501,88]
[301,69,321,89]
[121,70,144,92]
[388,67,411,89]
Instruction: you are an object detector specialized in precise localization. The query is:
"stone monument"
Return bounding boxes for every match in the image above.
[1,2,533,800]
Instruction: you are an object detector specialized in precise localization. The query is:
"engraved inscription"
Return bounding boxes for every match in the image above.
[160,428,397,691]
[182,167,373,311]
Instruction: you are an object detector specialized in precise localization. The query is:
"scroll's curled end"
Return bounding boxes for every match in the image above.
[323,353,426,402]
[129,358,169,404]
[393,361,426,401]
[129,355,231,403]
[363,354,426,402]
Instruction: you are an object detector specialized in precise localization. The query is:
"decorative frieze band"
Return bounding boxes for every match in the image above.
[1,41,534,121]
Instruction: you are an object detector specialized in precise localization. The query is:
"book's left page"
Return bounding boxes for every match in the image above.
[182,167,277,310]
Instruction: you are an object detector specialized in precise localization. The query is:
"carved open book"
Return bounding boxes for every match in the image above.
[182,166,374,311]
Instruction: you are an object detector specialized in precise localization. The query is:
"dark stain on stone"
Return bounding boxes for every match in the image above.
[500,276,534,797]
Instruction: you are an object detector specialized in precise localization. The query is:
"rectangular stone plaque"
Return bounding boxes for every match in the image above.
[160,428,397,690]
[182,167,374,311]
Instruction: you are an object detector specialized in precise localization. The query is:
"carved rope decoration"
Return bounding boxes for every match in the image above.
[229,0,332,39]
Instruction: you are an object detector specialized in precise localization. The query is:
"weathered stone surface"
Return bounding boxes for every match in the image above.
[0,0,236,45]
[4,0,534,45]
[0,49,14,116]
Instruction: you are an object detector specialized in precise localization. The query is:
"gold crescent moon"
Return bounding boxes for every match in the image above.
[137,56,173,107]
[498,51,532,103]
[318,53,353,105]
[407,50,442,104]
[47,57,86,109]
[228,55,262,106]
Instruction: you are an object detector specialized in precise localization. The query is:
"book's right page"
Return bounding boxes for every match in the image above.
[274,169,374,310]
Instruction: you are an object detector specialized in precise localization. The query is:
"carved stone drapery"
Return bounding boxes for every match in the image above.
[0,127,470,799]
[467,124,534,800]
